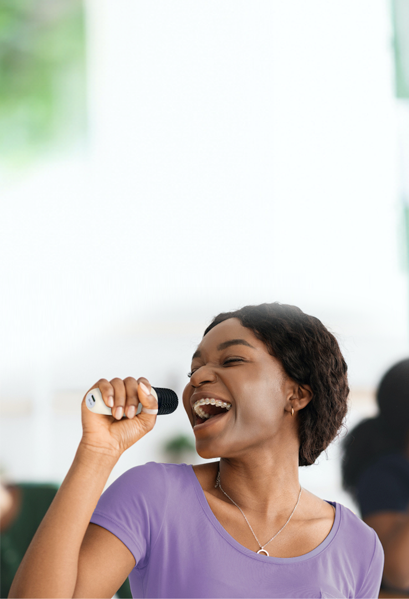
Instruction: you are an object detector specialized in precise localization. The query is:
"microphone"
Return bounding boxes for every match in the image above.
[85,386,178,417]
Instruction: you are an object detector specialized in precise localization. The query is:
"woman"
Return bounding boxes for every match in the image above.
[10,303,383,598]
[342,358,409,596]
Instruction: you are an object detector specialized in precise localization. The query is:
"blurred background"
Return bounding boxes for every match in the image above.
[1,0,409,514]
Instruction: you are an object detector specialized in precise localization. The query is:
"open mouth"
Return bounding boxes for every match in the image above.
[193,398,232,426]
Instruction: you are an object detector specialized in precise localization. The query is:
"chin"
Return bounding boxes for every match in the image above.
[195,439,236,460]
[195,442,221,460]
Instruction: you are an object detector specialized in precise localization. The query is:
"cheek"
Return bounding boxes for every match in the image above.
[238,377,283,420]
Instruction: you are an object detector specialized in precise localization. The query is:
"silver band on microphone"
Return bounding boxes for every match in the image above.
[141,406,159,415]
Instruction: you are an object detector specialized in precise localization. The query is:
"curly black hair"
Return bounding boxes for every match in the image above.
[204,302,349,466]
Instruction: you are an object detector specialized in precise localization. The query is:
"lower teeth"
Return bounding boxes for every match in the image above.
[199,412,220,420]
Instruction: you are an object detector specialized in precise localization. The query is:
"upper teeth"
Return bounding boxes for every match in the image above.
[193,398,232,419]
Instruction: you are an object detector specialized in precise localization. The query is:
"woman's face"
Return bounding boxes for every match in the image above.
[182,317,298,459]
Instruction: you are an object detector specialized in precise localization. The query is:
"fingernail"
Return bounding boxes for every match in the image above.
[127,405,136,419]
[107,397,114,407]
[115,407,123,420]
[139,382,150,395]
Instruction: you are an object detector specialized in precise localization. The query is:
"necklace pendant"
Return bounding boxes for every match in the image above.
[257,548,269,556]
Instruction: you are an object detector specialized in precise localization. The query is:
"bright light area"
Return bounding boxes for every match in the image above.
[1,1,408,512]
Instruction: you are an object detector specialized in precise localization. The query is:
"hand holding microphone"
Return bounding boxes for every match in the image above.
[86,384,178,417]
[80,377,178,459]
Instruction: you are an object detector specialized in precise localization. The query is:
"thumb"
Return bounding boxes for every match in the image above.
[137,380,159,417]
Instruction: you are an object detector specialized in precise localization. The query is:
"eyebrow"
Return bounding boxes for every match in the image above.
[191,339,255,361]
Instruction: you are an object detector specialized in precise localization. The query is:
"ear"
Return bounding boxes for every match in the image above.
[288,383,313,415]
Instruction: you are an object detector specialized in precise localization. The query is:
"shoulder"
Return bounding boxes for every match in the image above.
[117,461,190,484]
[336,502,384,558]
[91,463,192,568]
[92,462,193,536]
[336,502,374,534]
[101,461,191,503]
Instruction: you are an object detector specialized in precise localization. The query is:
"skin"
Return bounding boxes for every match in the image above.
[9,377,157,598]
[10,317,336,597]
[182,318,336,557]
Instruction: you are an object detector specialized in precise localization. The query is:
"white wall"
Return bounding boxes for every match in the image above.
[1,1,408,508]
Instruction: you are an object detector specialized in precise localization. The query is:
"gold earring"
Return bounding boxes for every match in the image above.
[291,408,294,416]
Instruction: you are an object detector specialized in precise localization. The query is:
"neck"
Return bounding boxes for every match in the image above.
[216,444,301,517]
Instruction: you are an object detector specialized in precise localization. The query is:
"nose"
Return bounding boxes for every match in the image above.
[190,365,217,388]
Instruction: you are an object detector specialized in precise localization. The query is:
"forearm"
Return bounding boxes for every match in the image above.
[9,444,118,599]
[384,515,409,590]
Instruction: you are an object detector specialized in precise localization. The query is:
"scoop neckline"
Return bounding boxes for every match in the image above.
[186,463,341,564]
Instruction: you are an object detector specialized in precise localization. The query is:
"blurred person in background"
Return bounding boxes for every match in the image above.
[9,303,383,598]
[342,358,409,597]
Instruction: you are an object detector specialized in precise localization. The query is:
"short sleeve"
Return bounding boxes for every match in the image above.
[355,530,384,599]
[356,458,409,517]
[90,462,168,568]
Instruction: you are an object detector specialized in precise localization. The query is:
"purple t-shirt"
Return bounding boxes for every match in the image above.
[90,462,384,598]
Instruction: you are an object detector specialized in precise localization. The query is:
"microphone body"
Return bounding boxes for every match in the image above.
[85,387,178,417]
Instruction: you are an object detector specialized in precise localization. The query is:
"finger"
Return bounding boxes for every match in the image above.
[134,379,158,434]
[123,377,139,419]
[110,378,126,420]
[96,379,115,409]
[136,378,158,414]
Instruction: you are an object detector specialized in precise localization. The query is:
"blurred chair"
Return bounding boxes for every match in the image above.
[0,480,132,598]
[1,481,59,598]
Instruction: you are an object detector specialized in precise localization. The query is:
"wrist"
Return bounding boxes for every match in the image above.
[76,441,120,471]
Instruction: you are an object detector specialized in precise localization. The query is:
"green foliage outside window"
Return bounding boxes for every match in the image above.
[163,434,197,463]
[391,0,409,99]
[0,0,86,165]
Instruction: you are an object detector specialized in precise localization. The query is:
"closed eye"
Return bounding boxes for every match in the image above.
[223,357,245,366]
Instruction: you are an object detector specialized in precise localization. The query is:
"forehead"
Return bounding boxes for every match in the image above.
[193,317,264,358]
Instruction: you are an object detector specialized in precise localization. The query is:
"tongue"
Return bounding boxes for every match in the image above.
[202,405,229,417]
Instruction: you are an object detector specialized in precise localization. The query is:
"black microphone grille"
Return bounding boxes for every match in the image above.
[153,387,179,415]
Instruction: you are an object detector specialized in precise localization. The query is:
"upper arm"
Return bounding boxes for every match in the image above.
[364,512,409,589]
[73,523,135,599]
[364,512,408,547]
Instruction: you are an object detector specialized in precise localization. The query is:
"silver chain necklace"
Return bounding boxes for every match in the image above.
[215,463,302,556]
